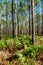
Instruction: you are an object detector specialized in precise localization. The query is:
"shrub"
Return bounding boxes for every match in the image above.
[0,39,8,49]
[18,34,32,46]
[16,52,26,63]
[24,45,39,59]
[14,38,22,49]
[7,39,14,50]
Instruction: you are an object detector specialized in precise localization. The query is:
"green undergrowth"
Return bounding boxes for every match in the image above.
[0,34,32,50]
[0,34,43,52]
[0,34,43,65]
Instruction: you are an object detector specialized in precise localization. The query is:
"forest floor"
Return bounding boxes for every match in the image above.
[0,35,43,65]
[0,50,43,65]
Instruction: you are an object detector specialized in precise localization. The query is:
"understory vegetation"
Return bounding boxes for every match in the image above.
[0,35,43,65]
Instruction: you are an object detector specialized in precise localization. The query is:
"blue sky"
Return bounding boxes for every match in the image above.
[0,0,42,14]
[0,0,12,2]
[0,0,3,2]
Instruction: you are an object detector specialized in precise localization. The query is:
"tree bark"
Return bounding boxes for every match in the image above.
[0,12,2,39]
[29,0,31,35]
[12,0,15,38]
[6,2,9,36]
[31,0,35,44]
[41,2,43,35]
[15,0,18,38]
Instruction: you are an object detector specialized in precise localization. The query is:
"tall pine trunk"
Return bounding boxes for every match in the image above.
[15,0,18,38]
[12,0,15,38]
[0,11,2,39]
[17,0,19,36]
[6,2,9,36]
[41,2,43,35]
[29,0,31,35]
[31,0,35,44]
[12,0,18,38]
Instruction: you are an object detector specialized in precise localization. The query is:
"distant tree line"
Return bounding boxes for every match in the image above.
[0,0,43,44]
